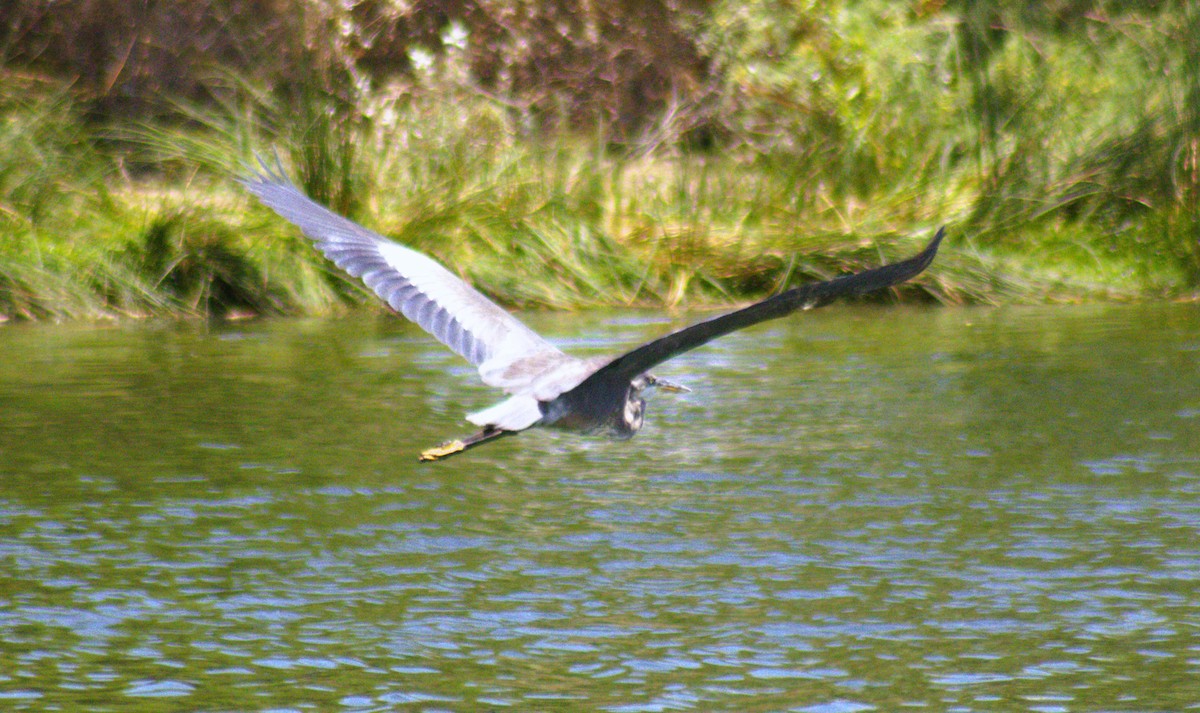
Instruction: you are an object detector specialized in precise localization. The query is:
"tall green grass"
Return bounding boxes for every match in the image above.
[0,76,1157,323]
[2,2,1198,322]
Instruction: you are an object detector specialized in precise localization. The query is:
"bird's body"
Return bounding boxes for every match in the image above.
[242,161,943,461]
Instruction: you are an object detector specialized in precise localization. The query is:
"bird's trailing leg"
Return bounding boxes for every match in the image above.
[418,425,515,462]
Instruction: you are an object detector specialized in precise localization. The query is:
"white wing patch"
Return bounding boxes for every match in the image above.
[466,394,544,431]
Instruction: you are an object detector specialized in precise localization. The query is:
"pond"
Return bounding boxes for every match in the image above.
[1,302,1199,711]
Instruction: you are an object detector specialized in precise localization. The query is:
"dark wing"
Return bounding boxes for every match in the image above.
[240,159,566,392]
[573,227,944,389]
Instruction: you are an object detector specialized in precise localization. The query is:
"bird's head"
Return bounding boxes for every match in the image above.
[620,374,691,436]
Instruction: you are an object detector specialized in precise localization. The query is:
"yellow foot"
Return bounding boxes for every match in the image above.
[419,440,465,462]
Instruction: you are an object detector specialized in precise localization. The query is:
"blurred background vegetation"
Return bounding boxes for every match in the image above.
[1,0,1197,320]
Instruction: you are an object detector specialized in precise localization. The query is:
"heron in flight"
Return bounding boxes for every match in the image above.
[243,162,943,461]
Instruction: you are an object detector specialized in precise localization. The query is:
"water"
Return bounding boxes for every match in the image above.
[2,303,1199,711]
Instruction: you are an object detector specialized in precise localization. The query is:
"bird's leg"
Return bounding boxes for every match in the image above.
[418,425,515,462]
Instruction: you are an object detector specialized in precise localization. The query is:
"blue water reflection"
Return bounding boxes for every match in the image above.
[1,302,1198,710]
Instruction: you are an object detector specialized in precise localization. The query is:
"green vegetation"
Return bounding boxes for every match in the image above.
[1,1,1197,321]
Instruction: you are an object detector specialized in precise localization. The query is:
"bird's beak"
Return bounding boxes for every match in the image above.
[651,376,691,394]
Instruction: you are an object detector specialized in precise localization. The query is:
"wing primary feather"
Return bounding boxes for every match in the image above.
[575,228,945,389]
[240,158,563,385]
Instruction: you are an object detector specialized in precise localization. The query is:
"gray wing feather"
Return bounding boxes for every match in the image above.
[241,163,565,392]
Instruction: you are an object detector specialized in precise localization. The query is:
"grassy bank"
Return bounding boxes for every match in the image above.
[0,80,1015,322]
[2,2,1198,321]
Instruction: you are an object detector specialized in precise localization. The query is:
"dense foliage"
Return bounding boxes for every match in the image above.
[1,0,1197,319]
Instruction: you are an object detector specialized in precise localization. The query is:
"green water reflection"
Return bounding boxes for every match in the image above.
[1,303,1198,711]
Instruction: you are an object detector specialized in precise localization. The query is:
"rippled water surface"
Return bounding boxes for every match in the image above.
[2,303,1199,711]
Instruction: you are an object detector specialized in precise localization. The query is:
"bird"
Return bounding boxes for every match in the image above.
[242,159,943,461]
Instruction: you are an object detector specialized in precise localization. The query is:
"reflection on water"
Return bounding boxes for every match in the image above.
[1,303,1199,711]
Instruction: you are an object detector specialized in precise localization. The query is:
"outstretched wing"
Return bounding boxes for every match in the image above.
[573,228,945,390]
[241,160,566,392]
